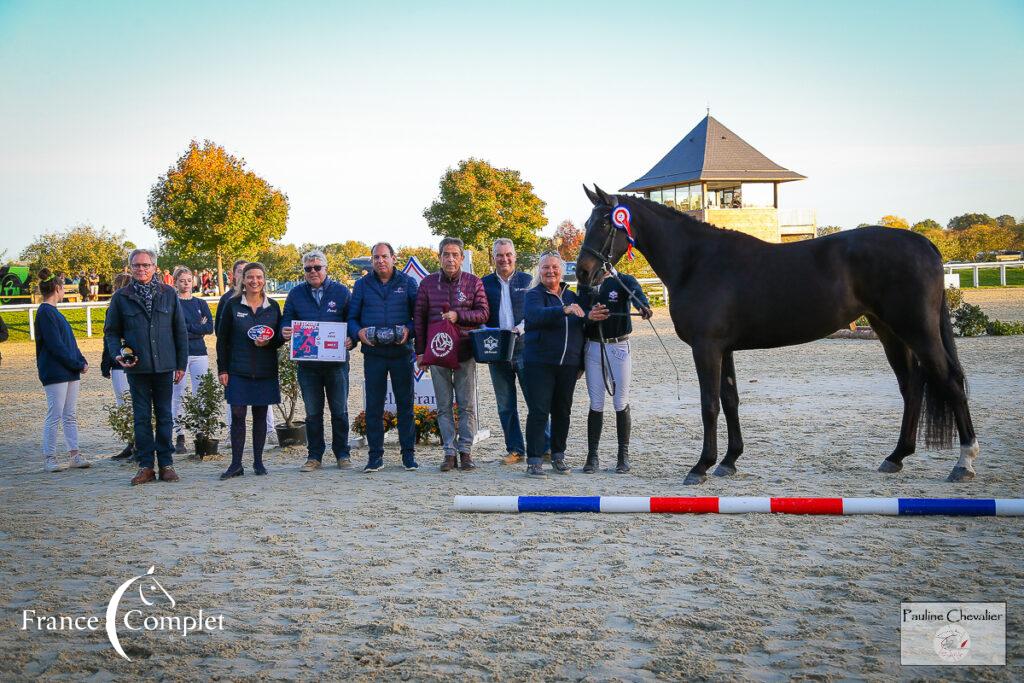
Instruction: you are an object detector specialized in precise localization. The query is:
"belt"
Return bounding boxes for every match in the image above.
[588,335,630,344]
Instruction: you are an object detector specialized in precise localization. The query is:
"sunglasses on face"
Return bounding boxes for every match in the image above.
[304,265,324,273]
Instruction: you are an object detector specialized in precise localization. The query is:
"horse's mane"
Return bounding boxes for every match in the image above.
[621,194,764,245]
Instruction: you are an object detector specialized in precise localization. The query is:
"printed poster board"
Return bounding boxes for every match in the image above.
[290,320,348,362]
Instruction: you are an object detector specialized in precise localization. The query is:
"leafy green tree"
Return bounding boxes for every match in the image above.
[422,158,546,257]
[995,214,1017,229]
[879,215,909,229]
[254,241,303,284]
[397,245,440,273]
[912,219,942,233]
[947,213,995,231]
[816,225,842,238]
[20,224,135,282]
[146,140,289,294]
[322,241,371,270]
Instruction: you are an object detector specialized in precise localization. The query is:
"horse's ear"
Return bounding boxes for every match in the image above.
[594,185,615,206]
[583,184,601,206]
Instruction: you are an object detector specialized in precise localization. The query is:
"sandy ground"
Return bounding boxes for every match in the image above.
[1,298,1022,680]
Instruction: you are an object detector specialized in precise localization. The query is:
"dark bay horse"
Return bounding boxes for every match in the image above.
[577,185,978,484]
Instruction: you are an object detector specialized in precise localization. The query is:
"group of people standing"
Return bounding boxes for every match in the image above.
[33,236,651,482]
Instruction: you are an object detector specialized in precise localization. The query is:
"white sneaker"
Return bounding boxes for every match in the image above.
[44,456,68,473]
[69,453,91,469]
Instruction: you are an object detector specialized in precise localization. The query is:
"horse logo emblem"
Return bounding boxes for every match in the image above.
[430,332,454,357]
[457,291,467,302]
[483,335,499,353]
[105,566,174,661]
[933,624,970,663]
[608,290,619,301]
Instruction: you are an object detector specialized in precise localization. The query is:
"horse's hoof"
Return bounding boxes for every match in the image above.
[946,466,975,483]
[683,472,707,486]
[878,460,903,474]
[713,464,736,477]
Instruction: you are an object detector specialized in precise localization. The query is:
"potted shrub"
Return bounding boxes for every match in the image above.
[105,392,136,452]
[275,347,306,447]
[176,371,225,458]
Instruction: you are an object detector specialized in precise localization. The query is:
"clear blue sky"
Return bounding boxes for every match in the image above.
[1,0,1022,259]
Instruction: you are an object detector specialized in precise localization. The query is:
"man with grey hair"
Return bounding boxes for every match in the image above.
[413,237,489,472]
[481,237,548,464]
[281,249,355,471]
[104,248,188,485]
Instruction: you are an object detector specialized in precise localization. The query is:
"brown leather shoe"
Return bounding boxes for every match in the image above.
[459,452,477,471]
[131,467,156,486]
[440,455,457,472]
[159,467,180,482]
[501,452,524,465]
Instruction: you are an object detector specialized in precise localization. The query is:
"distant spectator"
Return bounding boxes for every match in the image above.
[0,313,9,367]
[77,271,89,300]
[88,269,100,301]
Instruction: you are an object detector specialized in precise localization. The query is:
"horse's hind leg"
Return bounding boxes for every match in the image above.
[869,315,924,474]
[714,351,743,477]
[684,344,723,485]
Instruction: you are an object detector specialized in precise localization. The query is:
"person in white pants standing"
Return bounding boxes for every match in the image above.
[171,266,214,454]
[579,271,652,474]
[34,268,91,472]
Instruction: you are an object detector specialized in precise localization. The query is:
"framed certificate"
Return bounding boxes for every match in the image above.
[290,320,347,362]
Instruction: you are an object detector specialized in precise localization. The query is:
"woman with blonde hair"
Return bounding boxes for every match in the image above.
[170,265,214,454]
[215,262,284,478]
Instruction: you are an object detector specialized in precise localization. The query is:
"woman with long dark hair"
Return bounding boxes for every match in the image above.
[215,262,284,479]
[35,268,90,472]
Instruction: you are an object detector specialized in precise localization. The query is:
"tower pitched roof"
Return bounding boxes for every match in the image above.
[620,115,805,192]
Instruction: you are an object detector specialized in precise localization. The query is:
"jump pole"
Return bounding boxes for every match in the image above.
[453,496,1024,516]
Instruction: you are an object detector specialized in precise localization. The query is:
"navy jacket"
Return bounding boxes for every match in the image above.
[216,295,285,379]
[35,303,87,385]
[104,282,188,375]
[179,297,214,356]
[523,284,587,367]
[347,269,418,359]
[482,270,532,358]
[579,273,650,341]
[214,289,234,333]
[281,278,351,367]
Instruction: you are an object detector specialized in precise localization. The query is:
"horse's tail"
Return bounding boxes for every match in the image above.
[921,290,965,449]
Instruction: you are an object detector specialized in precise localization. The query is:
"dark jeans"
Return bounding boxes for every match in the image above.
[364,352,416,467]
[489,358,549,455]
[127,371,174,469]
[522,362,578,464]
[297,363,351,461]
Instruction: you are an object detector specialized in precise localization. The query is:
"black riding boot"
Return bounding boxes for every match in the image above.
[615,405,631,474]
[583,410,602,473]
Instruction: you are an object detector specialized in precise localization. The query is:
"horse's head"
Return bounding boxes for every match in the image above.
[577,184,632,287]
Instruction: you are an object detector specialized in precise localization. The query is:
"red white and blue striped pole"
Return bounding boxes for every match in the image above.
[453,496,1024,516]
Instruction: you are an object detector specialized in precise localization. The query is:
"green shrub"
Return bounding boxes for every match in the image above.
[176,371,225,439]
[105,392,135,443]
[945,287,964,310]
[985,319,1024,336]
[951,303,989,337]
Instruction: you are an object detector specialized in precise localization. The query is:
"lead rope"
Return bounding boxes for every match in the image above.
[602,262,681,401]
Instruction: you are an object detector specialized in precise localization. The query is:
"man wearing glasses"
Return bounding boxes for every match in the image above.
[281,251,355,471]
[104,248,188,485]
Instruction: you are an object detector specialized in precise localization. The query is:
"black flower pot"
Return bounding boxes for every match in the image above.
[194,436,220,459]
[276,421,306,448]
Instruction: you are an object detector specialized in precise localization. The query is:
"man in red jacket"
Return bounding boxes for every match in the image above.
[414,237,489,472]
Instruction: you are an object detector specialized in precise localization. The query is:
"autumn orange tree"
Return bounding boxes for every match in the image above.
[146,140,289,293]
[551,219,583,260]
[423,158,546,257]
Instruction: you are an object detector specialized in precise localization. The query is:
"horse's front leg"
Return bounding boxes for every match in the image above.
[685,344,723,485]
[714,351,743,477]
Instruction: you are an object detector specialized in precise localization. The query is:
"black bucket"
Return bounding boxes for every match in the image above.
[470,328,515,363]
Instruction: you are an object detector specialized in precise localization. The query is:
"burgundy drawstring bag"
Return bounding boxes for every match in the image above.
[422,305,461,369]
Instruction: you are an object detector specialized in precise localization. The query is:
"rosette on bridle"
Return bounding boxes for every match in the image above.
[611,205,636,261]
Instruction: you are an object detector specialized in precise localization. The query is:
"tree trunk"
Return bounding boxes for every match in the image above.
[216,250,224,296]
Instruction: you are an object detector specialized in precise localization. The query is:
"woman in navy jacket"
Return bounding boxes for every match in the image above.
[215,262,284,479]
[170,266,214,454]
[521,253,608,477]
[34,268,91,473]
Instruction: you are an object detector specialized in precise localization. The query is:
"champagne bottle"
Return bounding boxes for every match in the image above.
[120,345,137,365]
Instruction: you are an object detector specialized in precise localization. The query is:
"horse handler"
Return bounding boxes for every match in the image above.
[579,271,652,473]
